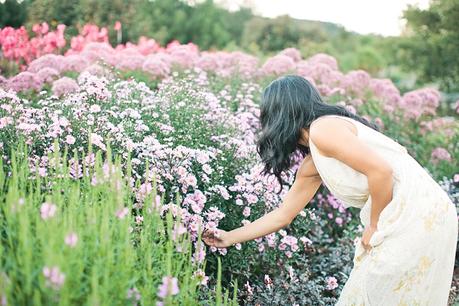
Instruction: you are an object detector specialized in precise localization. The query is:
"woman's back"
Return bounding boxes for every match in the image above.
[308,114,457,306]
[308,114,411,209]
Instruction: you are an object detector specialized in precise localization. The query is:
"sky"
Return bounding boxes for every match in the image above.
[216,0,431,36]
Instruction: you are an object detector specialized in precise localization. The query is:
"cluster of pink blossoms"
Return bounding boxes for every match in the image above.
[0,22,65,67]
[431,147,452,164]
[1,21,447,124]
[42,266,65,290]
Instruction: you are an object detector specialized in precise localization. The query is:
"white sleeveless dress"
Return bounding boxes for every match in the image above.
[308,114,458,306]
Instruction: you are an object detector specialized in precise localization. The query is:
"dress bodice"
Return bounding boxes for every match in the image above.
[308,114,409,209]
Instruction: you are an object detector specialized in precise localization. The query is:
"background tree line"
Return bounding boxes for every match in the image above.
[1,0,459,93]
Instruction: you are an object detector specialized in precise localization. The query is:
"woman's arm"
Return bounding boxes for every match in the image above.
[309,117,394,229]
[225,155,322,246]
[226,173,321,245]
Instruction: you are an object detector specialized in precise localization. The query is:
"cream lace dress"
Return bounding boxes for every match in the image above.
[308,114,458,306]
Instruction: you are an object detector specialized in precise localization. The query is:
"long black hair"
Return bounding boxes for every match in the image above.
[256,74,380,193]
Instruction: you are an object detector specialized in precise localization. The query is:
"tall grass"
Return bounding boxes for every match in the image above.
[0,142,238,305]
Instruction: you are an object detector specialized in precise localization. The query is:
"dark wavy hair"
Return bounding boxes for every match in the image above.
[256,74,380,193]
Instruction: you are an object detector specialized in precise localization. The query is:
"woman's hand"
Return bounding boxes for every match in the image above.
[361,225,377,251]
[201,228,233,248]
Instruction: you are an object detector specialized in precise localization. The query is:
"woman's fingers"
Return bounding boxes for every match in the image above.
[201,228,225,247]
[361,240,372,251]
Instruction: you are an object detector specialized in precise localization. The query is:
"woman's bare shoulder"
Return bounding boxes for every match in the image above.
[310,116,358,138]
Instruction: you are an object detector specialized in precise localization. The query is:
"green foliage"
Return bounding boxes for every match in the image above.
[27,0,80,27]
[0,141,236,305]
[400,0,459,91]
[241,15,330,53]
[0,0,29,28]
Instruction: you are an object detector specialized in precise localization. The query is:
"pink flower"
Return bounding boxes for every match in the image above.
[261,54,296,75]
[242,206,251,217]
[343,70,371,97]
[90,133,106,151]
[300,236,312,245]
[335,217,343,226]
[65,135,76,145]
[431,147,452,164]
[326,276,338,290]
[245,193,258,204]
[157,275,180,299]
[65,232,78,247]
[135,215,144,224]
[142,55,171,78]
[264,274,273,289]
[453,174,459,183]
[116,207,129,219]
[42,266,65,290]
[258,243,265,253]
[40,202,57,220]
[192,269,209,286]
[38,167,47,177]
[52,77,79,97]
[114,21,122,31]
[89,104,101,113]
[279,48,302,62]
[8,72,42,92]
[185,174,197,187]
[401,88,441,120]
[36,67,60,83]
[244,281,254,295]
[126,287,141,302]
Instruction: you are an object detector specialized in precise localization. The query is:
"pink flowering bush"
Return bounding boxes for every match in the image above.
[400,88,441,120]
[261,54,296,75]
[51,76,79,97]
[431,147,452,164]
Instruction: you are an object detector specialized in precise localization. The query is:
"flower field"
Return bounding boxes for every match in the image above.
[1,23,459,305]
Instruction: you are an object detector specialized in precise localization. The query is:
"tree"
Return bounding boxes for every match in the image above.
[401,0,459,91]
[0,0,29,28]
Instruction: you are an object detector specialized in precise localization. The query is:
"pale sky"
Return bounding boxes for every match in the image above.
[216,0,431,36]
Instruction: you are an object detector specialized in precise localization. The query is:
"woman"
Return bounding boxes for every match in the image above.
[202,75,458,305]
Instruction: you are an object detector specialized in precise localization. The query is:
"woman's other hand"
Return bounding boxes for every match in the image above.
[361,225,377,251]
